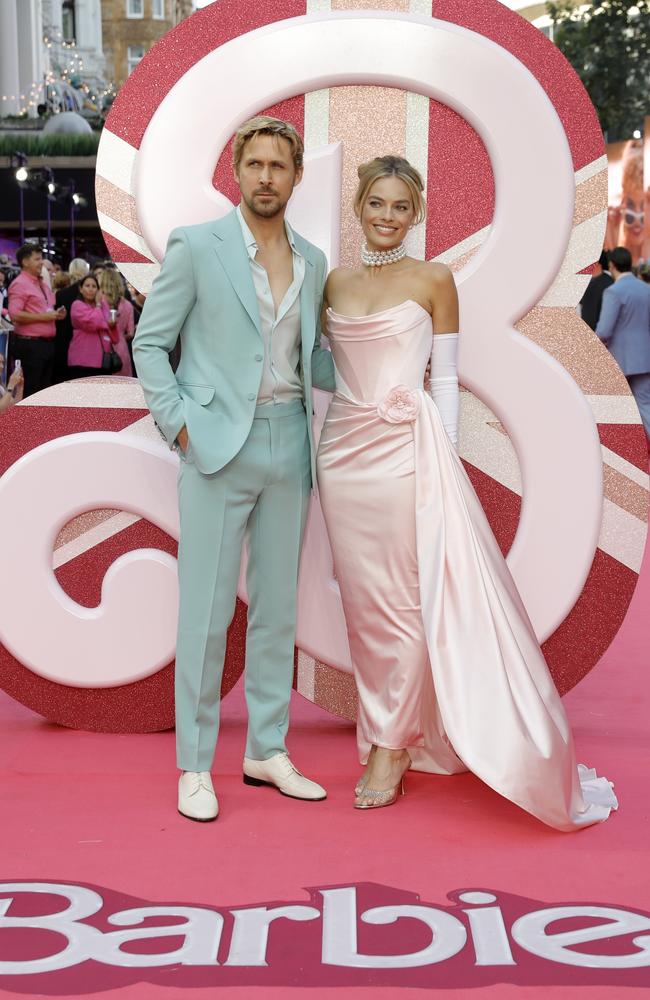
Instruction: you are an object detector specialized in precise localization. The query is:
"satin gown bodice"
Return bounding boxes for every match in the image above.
[316,299,617,832]
[325,299,432,405]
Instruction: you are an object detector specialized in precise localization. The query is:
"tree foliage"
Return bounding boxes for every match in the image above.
[546,0,650,140]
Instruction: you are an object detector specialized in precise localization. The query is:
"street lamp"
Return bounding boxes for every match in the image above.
[10,153,28,244]
[44,167,56,256]
[65,180,87,260]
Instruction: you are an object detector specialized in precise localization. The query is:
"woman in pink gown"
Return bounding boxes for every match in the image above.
[316,155,617,831]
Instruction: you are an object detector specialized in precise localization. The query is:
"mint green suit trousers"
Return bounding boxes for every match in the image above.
[175,399,310,771]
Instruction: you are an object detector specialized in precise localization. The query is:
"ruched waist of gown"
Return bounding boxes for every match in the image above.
[333,385,427,425]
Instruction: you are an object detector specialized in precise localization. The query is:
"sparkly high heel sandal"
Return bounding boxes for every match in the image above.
[354,752,410,810]
[354,777,406,810]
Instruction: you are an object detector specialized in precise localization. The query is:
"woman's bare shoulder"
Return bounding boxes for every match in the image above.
[414,259,455,285]
[325,266,358,295]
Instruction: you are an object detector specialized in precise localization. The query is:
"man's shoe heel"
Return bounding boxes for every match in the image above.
[243,773,266,787]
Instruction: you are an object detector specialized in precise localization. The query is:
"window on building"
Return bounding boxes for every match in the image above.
[62,0,76,41]
[153,0,165,18]
[127,45,146,75]
[126,0,145,17]
[532,16,554,41]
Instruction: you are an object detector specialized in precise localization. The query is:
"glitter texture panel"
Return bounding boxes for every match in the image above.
[602,466,649,524]
[430,0,604,170]
[313,661,358,722]
[106,0,308,148]
[329,85,407,267]
[573,169,609,229]
[95,176,142,235]
[516,307,631,396]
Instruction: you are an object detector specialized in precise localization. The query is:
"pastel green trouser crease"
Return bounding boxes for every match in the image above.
[174,399,311,772]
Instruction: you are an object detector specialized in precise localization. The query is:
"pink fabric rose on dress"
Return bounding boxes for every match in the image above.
[377,385,421,424]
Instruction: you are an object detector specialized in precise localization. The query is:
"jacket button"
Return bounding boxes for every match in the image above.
[247,393,256,401]
[255,354,263,362]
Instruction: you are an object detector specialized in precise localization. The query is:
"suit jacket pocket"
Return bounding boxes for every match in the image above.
[177,381,216,406]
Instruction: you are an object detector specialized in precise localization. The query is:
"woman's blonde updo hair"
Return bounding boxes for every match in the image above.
[354,155,426,226]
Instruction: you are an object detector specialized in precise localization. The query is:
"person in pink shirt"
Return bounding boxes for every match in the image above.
[99,268,134,377]
[68,274,122,378]
[8,244,66,397]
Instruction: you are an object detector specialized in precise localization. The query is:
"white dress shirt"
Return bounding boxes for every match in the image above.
[236,205,305,405]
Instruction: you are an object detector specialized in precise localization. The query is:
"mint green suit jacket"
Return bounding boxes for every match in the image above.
[132,209,336,479]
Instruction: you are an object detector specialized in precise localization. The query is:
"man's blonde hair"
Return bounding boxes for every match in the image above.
[232,115,304,173]
[354,155,426,225]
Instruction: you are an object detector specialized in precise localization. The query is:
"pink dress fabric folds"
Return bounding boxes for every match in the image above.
[316,299,617,832]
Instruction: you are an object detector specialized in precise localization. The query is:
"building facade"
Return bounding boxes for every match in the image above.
[0,0,106,118]
[0,0,47,118]
[101,0,194,91]
[0,0,195,119]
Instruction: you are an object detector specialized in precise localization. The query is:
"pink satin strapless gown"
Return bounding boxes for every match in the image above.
[316,299,617,831]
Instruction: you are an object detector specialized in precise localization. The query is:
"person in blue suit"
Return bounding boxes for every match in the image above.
[133,117,336,821]
[596,246,650,443]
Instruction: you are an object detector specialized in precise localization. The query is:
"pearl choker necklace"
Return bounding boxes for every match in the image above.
[361,242,407,267]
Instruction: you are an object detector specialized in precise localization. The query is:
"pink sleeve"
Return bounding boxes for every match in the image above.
[71,299,109,336]
[123,299,135,335]
[8,281,27,315]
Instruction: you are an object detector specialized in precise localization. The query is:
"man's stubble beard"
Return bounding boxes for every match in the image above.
[242,191,289,220]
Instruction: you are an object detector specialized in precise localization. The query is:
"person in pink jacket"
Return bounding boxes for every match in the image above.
[68,274,124,378]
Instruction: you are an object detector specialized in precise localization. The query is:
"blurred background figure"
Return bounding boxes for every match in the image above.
[8,244,65,397]
[596,246,650,445]
[0,270,8,317]
[580,251,614,331]
[52,271,72,293]
[68,274,115,379]
[54,258,90,384]
[40,258,54,290]
[0,354,24,413]
[99,268,134,376]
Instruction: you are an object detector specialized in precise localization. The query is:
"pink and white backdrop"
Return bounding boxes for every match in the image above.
[0,0,647,732]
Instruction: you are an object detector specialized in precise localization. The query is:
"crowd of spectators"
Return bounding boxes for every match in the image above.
[0,244,146,405]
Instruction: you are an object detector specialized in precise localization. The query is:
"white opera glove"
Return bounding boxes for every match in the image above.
[429,333,459,448]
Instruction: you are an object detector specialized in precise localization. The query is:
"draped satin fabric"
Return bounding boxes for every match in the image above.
[316,299,617,832]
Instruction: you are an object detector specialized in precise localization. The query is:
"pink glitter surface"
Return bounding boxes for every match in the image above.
[106,0,307,148]
[430,0,604,170]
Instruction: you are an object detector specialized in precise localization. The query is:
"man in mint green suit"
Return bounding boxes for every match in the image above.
[133,117,335,821]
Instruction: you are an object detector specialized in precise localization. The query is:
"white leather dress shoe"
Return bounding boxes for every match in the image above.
[178,771,219,821]
[243,752,327,800]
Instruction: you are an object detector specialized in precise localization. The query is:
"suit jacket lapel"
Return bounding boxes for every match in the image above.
[212,211,262,336]
[296,236,317,360]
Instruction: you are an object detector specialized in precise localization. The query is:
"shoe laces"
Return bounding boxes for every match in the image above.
[277,753,302,778]
[186,771,212,795]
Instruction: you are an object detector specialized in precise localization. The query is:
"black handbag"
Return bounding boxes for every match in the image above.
[97,333,123,374]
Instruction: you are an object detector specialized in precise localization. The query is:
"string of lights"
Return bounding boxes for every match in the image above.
[0,30,89,116]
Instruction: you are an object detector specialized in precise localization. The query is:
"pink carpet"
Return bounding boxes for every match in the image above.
[1,528,649,996]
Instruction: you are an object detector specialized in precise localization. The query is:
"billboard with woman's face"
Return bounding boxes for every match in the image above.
[606,136,648,264]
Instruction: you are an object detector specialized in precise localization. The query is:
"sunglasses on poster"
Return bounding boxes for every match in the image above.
[624,208,645,225]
